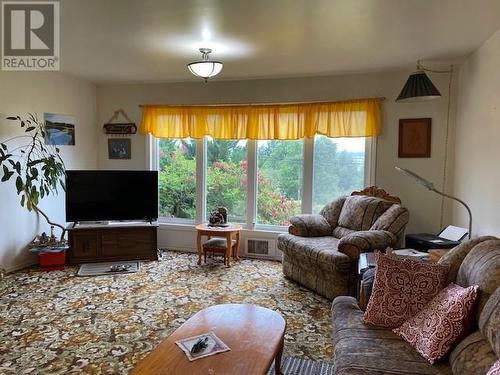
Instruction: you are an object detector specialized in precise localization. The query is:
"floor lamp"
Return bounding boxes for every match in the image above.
[395,167,472,239]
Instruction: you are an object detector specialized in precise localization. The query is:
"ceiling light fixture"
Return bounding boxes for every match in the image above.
[187,48,223,82]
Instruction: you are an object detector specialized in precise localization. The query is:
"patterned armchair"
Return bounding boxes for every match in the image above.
[277,187,409,300]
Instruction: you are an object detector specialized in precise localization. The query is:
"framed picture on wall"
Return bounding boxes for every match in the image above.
[108,138,131,159]
[44,113,76,146]
[398,118,432,158]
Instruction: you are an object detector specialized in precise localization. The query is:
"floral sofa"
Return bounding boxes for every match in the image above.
[331,236,500,374]
[277,187,409,300]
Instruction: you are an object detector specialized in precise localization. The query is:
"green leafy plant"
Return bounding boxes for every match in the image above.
[0,114,66,241]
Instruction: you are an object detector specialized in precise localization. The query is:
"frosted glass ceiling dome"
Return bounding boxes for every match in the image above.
[187,48,223,82]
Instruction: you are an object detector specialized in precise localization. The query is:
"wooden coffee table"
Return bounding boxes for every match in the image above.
[195,223,242,267]
[131,304,286,375]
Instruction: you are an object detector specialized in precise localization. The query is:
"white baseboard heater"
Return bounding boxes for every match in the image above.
[245,238,277,259]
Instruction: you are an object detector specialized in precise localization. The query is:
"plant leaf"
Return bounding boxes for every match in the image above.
[20,194,25,207]
[6,116,16,120]
[15,176,23,193]
[0,143,6,151]
[1,168,14,182]
[25,126,36,132]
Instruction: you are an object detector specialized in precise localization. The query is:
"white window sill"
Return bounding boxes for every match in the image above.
[158,221,288,234]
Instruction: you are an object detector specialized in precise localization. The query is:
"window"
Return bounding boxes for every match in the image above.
[313,136,366,213]
[153,136,373,228]
[158,139,196,220]
[257,140,303,225]
[206,139,247,223]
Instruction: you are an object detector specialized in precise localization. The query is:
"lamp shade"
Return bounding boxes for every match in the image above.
[396,71,441,102]
[187,60,223,80]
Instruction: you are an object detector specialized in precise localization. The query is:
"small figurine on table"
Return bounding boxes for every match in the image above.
[208,207,229,227]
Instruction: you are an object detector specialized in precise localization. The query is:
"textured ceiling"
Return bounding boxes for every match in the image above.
[60,0,500,83]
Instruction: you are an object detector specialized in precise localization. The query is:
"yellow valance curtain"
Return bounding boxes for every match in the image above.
[140,98,382,140]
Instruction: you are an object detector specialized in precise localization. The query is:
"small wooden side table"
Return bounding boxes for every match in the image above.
[195,224,242,267]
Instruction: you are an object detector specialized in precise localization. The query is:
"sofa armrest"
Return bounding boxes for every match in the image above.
[288,214,332,237]
[338,230,396,260]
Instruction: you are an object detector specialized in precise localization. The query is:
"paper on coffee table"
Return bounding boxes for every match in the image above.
[175,331,230,361]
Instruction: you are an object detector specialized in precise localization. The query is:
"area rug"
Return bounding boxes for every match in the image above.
[77,260,141,276]
[0,250,332,374]
[267,356,334,374]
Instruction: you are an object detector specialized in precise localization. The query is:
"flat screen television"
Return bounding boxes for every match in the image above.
[65,170,158,222]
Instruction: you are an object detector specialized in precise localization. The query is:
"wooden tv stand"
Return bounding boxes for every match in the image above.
[66,222,158,264]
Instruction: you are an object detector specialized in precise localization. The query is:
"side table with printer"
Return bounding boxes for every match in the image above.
[405,225,468,252]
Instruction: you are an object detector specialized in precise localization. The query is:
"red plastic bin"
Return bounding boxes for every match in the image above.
[39,250,66,271]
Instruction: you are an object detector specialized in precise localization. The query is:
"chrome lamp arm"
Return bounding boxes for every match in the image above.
[396,167,472,239]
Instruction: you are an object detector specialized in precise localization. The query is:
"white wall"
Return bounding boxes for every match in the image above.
[97,70,457,250]
[0,71,97,271]
[453,28,500,237]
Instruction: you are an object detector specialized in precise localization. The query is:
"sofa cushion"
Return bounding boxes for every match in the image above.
[438,236,497,283]
[479,286,500,357]
[454,239,500,319]
[450,331,498,375]
[332,226,356,239]
[288,214,332,237]
[332,296,452,375]
[363,253,449,328]
[277,233,350,273]
[320,196,347,229]
[393,283,479,364]
[370,204,409,236]
[337,195,393,231]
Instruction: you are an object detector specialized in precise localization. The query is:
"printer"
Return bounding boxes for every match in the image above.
[405,225,468,252]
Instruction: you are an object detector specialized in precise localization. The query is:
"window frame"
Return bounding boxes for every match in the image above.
[147,135,376,229]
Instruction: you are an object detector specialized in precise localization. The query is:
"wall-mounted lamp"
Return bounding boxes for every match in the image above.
[396,60,452,102]
[396,60,455,229]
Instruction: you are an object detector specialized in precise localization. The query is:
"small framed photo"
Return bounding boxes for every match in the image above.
[44,113,76,146]
[108,138,131,159]
[398,118,432,158]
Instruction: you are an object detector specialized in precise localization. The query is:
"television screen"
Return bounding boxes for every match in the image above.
[65,170,158,222]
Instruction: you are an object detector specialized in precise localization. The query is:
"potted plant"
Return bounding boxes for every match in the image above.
[0,113,66,247]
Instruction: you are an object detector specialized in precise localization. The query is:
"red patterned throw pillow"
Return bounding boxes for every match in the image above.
[393,283,479,364]
[487,360,500,375]
[363,253,449,328]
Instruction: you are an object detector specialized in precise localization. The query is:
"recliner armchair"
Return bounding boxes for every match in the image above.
[277,187,409,300]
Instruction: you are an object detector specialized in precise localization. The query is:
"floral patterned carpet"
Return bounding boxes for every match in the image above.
[0,251,332,374]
